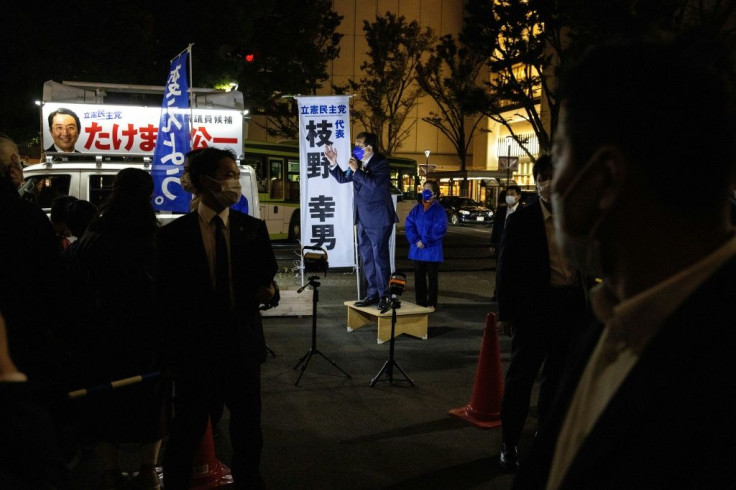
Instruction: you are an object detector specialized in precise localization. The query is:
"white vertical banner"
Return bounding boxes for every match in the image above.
[296,96,355,268]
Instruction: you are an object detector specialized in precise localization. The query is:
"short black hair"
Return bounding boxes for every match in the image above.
[424,179,440,196]
[47,107,81,132]
[559,33,736,214]
[506,185,522,195]
[66,200,97,237]
[113,167,154,197]
[188,147,237,192]
[356,132,379,152]
[533,155,553,181]
[184,148,206,169]
[50,195,78,224]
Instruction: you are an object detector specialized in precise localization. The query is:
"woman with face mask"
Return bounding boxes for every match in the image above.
[404,180,448,308]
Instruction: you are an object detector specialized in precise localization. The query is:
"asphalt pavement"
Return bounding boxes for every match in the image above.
[67,228,541,489]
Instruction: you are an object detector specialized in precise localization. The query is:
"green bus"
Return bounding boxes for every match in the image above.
[242,139,419,241]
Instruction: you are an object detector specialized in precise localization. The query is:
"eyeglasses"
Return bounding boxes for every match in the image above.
[52,125,78,133]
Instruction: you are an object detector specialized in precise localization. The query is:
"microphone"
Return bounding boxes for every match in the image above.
[380,272,407,313]
[348,146,364,178]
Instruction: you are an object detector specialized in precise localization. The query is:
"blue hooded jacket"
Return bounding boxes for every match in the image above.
[405,199,447,262]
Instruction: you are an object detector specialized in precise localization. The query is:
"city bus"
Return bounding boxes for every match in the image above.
[242,139,419,241]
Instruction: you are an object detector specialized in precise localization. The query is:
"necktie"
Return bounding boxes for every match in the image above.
[212,215,231,309]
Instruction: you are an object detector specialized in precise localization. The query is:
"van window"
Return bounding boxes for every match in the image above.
[89,175,116,208]
[23,174,72,209]
[269,158,284,199]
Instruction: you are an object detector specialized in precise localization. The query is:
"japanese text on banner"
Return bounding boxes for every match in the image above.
[151,50,191,212]
[297,96,354,268]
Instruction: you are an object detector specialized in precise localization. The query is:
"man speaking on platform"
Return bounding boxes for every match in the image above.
[324,132,398,311]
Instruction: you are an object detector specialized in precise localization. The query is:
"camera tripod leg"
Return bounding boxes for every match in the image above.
[294,349,351,386]
[294,350,314,386]
[370,360,414,387]
[293,274,351,386]
[369,360,392,387]
[370,301,415,387]
[392,360,415,386]
[314,350,352,379]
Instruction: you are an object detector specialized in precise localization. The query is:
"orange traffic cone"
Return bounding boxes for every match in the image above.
[188,418,234,489]
[449,312,504,429]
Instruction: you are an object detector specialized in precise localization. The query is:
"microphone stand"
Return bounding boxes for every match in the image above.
[370,295,415,387]
[293,275,351,386]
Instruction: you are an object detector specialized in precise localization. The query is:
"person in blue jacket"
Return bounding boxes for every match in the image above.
[405,180,447,308]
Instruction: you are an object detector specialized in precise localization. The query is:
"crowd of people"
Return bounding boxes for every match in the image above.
[2,28,736,490]
[329,28,736,489]
[0,140,277,490]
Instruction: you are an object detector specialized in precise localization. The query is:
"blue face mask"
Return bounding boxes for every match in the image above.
[352,146,365,161]
[422,189,434,201]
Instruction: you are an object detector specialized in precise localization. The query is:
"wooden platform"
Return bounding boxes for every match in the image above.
[261,289,313,317]
[344,300,434,344]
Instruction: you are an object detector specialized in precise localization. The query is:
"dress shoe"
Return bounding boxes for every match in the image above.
[354,296,379,307]
[377,296,391,311]
[499,443,519,472]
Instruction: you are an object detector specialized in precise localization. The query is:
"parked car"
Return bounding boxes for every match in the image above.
[438,196,494,226]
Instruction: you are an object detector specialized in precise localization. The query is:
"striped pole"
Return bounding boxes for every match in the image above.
[67,371,160,399]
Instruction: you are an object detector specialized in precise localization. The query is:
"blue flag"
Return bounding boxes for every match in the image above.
[151,50,192,212]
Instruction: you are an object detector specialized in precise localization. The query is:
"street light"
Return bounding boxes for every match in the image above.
[505,136,513,187]
[421,148,431,195]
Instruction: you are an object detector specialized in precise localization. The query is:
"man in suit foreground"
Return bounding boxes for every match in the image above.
[489,184,523,258]
[325,132,398,310]
[158,147,277,489]
[495,156,588,471]
[513,34,736,488]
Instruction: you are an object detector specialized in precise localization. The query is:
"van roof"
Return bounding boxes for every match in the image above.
[24,153,255,174]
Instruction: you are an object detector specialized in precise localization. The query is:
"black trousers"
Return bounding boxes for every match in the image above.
[162,361,263,489]
[500,286,587,447]
[414,260,440,307]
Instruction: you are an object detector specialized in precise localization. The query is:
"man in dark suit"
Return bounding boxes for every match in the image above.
[489,184,523,258]
[514,35,736,488]
[325,132,398,310]
[45,107,81,153]
[158,147,277,489]
[490,184,524,301]
[495,156,588,471]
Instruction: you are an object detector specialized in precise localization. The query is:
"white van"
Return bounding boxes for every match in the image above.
[21,154,260,225]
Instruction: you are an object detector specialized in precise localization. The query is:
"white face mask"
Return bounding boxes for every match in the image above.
[551,157,610,278]
[505,195,518,206]
[207,176,241,208]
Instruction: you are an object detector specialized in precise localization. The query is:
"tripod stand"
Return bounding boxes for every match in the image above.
[370,297,415,387]
[293,275,352,386]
